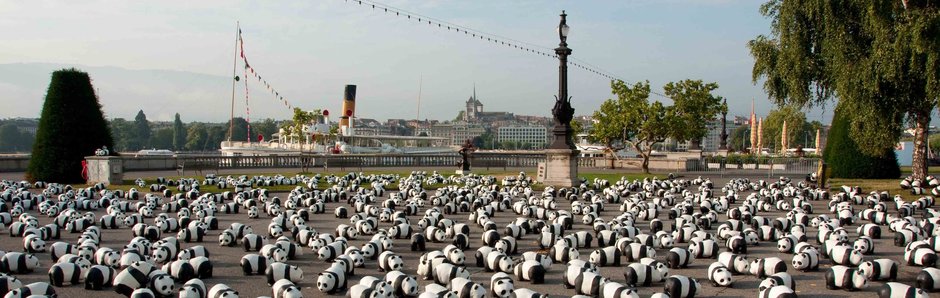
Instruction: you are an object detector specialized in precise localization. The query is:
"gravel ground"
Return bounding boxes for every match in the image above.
[0,172,925,298]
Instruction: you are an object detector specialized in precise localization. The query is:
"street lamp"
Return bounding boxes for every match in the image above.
[549,10,575,150]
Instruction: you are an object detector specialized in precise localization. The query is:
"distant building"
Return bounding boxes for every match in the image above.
[465,90,484,121]
[452,122,485,146]
[497,125,548,149]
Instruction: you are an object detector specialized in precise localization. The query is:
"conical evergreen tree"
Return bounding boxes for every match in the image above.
[27,69,114,183]
[823,103,900,179]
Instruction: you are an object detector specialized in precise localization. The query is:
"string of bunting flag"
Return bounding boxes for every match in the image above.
[345,0,625,82]
[237,26,295,112]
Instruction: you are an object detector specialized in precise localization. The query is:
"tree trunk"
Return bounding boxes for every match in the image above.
[641,155,650,174]
[912,111,930,181]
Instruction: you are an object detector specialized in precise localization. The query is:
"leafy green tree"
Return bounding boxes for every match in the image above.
[172,113,185,150]
[728,125,750,152]
[149,128,174,150]
[749,0,940,180]
[109,118,136,151]
[0,124,22,152]
[823,103,900,178]
[227,117,249,142]
[282,108,320,143]
[134,110,151,150]
[761,105,807,152]
[185,123,208,151]
[252,118,278,141]
[27,69,114,183]
[663,80,724,150]
[204,125,226,150]
[592,80,676,173]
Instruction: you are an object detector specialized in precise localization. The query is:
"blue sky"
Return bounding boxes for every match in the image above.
[1,0,816,122]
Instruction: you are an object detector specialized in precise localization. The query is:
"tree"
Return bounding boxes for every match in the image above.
[109,118,136,151]
[749,0,940,180]
[185,123,208,151]
[227,117,249,142]
[150,128,174,150]
[823,103,900,178]
[0,124,22,152]
[663,80,724,149]
[172,113,185,151]
[134,110,151,150]
[761,105,807,152]
[454,110,465,122]
[204,125,226,150]
[252,118,278,141]
[592,80,676,173]
[728,125,750,152]
[282,108,320,144]
[27,68,114,183]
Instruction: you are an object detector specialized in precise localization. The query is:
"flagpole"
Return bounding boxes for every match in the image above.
[228,21,239,142]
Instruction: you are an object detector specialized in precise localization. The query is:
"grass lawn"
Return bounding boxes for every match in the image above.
[829,178,925,201]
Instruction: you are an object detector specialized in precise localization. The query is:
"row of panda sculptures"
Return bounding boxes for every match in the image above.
[0,171,938,297]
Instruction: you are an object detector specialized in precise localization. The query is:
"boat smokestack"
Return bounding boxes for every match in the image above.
[340,85,357,129]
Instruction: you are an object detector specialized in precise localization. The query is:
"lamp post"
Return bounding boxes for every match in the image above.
[549,11,575,150]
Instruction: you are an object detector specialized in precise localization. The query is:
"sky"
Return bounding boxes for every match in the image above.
[1,0,824,123]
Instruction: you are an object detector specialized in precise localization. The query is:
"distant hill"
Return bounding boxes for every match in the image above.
[0,63,289,122]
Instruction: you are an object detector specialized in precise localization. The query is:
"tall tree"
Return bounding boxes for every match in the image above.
[172,113,185,151]
[663,79,725,149]
[134,110,151,150]
[252,118,278,141]
[226,117,249,142]
[592,80,676,173]
[823,102,900,178]
[150,128,174,150]
[749,0,940,180]
[27,69,114,183]
[109,118,136,151]
[185,123,208,151]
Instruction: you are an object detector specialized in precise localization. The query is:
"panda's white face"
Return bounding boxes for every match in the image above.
[712,269,732,286]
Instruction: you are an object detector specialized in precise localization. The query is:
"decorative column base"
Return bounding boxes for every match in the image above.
[541,149,580,188]
[85,156,124,186]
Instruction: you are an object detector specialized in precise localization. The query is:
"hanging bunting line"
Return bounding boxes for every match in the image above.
[240,30,253,141]
[237,27,295,112]
[346,0,626,82]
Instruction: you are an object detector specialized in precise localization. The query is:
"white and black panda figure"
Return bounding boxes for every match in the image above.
[4,282,55,298]
[23,234,45,253]
[219,230,236,247]
[622,263,662,287]
[759,272,795,293]
[378,251,404,272]
[272,278,303,298]
[0,274,22,296]
[113,263,155,296]
[791,250,820,272]
[750,257,787,278]
[50,242,76,261]
[859,259,899,281]
[240,254,270,275]
[551,244,579,263]
[489,272,515,298]
[759,285,796,298]
[573,269,607,296]
[622,243,656,262]
[356,276,393,298]
[385,270,419,297]
[589,246,621,267]
[317,242,344,262]
[449,277,485,298]
[689,238,719,259]
[147,272,175,297]
[717,252,749,275]
[663,275,700,298]
[707,262,733,287]
[853,236,875,255]
[452,233,470,250]
[316,264,347,294]
[905,247,938,267]
[828,246,864,266]
[877,282,929,298]
[335,207,348,219]
[177,246,210,261]
[243,234,265,252]
[419,283,456,298]
[521,252,552,271]
[513,260,546,284]
[208,284,238,298]
[1,252,40,273]
[508,288,547,298]
[915,267,940,292]
[48,262,82,286]
[178,279,206,298]
[266,262,303,286]
[188,256,213,279]
[825,265,868,291]
[666,247,694,269]
[726,236,747,254]
[600,282,639,298]
[434,263,471,286]
[84,265,115,290]
[130,287,156,298]
[411,233,426,252]
[348,284,383,298]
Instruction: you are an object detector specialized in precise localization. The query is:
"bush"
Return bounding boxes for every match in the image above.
[27,69,114,183]
[822,103,900,179]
